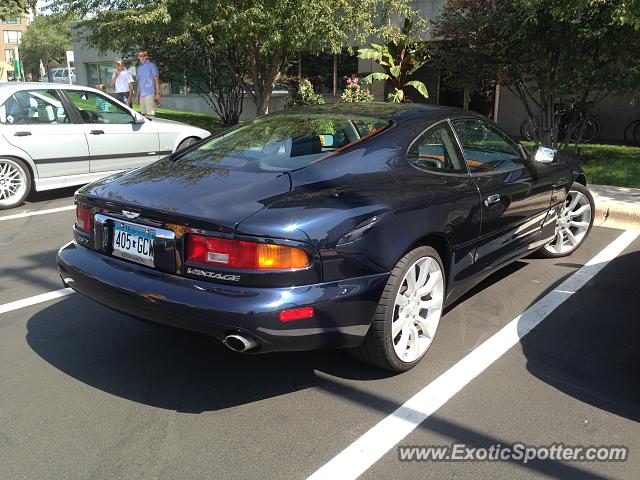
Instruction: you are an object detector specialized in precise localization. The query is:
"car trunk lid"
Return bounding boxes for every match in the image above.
[77,157,292,232]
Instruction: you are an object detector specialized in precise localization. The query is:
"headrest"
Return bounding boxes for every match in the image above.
[38,105,55,122]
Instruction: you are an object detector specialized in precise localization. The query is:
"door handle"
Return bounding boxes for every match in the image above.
[14,131,31,136]
[484,194,501,206]
[90,130,105,135]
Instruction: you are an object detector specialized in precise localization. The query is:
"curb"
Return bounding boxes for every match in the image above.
[594,201,640,229]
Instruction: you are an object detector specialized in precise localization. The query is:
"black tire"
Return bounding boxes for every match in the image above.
[350,246,445,372]
[176,137,199,152]
[0,157,32,210]
[537,183,594,258]
[624,120,640,146]
[624,120,640,145]
[632,121,640,147]
[569,116,599,143]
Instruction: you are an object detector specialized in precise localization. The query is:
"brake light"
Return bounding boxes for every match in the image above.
[76,206,91,233]
[279,307,314,322]
[185,234,311,270]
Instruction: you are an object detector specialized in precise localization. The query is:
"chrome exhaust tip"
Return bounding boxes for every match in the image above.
[223,334,259,353]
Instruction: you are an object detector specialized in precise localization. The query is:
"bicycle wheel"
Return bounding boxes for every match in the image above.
[625,120,640,146]
[633,121,640,146]
[569,117,599,143]
[588,115,601,140]
[520,116,540,141]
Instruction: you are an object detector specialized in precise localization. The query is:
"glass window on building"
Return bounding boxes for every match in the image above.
[2,18,20,24]
[3,30,22,44]
[4,49,14,62]
[85,61,136,92]
[286,50,358,95]
[86,63,100,89]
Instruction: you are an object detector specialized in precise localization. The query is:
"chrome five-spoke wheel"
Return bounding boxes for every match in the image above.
[0,158,31,209]
[351,246,445,372]
[542,183,594,258]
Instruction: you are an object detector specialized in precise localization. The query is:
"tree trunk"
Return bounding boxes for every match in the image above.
[255,91,271,116]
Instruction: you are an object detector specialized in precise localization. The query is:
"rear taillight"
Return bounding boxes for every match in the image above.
[76,206,91,233]
[185,234,311,270]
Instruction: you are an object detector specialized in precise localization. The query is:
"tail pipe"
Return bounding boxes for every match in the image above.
[223,334,259,353]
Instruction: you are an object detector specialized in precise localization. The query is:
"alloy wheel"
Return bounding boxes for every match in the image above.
[544,189,592,255]
[392,256,444,363]
[0,159,28,208]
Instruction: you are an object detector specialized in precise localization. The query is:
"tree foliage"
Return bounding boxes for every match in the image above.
[0,0,35,19]
[431,0,640,147]
[49,0,418,116]
[360,17,430,102]
[20,14,73,79]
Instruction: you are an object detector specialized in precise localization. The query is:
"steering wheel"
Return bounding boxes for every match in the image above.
[81,110,101,123]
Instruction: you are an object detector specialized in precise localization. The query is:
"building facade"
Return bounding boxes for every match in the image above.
[0,14,30,81]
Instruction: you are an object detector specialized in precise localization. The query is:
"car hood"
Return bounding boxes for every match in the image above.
[77,157,291,232]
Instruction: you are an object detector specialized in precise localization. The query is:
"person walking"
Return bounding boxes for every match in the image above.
[110,60,134,106]
[135,48,161,116]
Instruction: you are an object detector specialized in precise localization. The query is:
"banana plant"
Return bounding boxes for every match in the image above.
[359,17,429,103]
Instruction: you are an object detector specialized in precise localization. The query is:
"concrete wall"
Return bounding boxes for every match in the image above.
[496,87,640,142]
[71,27,122,88]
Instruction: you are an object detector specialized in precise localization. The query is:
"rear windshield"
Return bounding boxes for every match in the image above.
[175,113,391,172]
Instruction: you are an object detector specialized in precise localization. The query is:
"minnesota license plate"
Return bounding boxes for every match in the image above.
[112,221,156,267]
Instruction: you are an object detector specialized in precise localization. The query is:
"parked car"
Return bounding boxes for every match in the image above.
[50,68,76,84]
[0,83,210,209]
[57,103,594,371]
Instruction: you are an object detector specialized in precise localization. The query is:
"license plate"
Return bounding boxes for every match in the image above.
[112,221,156,267]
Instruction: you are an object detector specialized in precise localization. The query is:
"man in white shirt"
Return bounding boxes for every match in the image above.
[110,60,134,106]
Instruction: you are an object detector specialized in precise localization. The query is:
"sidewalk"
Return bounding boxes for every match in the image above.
[590,184,640,229]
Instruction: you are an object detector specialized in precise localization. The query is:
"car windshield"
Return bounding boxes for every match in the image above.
[175,113,391,172]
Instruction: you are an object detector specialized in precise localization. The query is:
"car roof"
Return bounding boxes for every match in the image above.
[0,83,103,103]
[0,83,92,91]
[276,102,481,123]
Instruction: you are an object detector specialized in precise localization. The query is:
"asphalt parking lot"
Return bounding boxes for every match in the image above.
[1,189,639,480]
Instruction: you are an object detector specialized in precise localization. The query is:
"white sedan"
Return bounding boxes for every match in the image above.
[0,83,210,209]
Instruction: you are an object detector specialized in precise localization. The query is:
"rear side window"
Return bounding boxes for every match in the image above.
[407,123,465,173]
[451,119,523,172]
[176,113,391,172]
[0,90,69,125]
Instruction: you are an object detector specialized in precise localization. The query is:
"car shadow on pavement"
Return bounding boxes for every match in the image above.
[25,294,393,413]
[520,250,640,423]
[24,256,535,414]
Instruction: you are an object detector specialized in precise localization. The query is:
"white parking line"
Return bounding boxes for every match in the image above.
[308,230,639,480]
[0,288,75,315]
[0,205,75,222]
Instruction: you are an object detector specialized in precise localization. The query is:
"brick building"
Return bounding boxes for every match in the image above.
[1,14,29,64]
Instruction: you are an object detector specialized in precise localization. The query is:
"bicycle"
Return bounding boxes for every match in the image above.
[624,119,640,146]
[520,101,601,143]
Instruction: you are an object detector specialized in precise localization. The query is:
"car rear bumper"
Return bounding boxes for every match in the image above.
[57,241,388,352]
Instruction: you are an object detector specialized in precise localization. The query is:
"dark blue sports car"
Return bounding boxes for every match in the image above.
[57,103,594,371]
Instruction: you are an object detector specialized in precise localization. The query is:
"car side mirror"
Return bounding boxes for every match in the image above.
[319,134,334,147]
[132,112,146,124]
[532,145,557,163]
